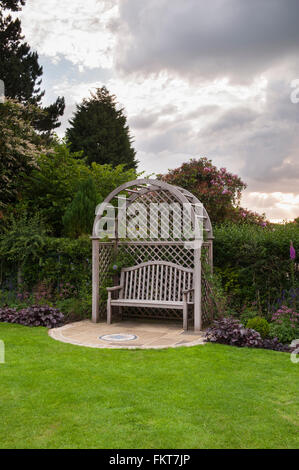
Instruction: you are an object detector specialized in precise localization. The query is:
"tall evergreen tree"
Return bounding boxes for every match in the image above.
[0,0,65,134]
[66,87,137,169]
[1,1,25,11]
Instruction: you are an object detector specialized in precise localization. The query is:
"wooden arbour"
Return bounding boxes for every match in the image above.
[91,179,213,331]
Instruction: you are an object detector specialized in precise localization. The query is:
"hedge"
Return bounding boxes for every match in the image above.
[0,223,298,314]
[0,237,92,294]
[213,223,299,311]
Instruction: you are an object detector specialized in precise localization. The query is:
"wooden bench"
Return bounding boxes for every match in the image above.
[107,261,194,329]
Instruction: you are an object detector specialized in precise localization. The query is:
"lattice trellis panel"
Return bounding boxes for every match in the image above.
[201,273,218,326]
[119,242,195,268]
[117,187,195,242]
[98,241,214,324]
[98,243,114,317]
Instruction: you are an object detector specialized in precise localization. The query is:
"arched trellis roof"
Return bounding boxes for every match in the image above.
[92,178,213,240]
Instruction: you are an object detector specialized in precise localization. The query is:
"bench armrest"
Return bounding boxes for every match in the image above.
[107,285,123,292]
[183,288,194,294]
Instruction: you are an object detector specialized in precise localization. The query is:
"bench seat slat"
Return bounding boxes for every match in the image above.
[110,299,193,309]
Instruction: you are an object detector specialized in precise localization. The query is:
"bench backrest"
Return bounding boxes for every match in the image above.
[120,261,194,302]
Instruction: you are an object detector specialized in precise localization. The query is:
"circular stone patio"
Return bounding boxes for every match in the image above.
[49,320,206,349]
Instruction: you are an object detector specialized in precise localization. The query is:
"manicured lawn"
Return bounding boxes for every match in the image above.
[0,322,298,449]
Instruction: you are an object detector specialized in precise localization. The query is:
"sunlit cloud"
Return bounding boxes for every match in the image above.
[18,0,119,69]
[242,192,299,222]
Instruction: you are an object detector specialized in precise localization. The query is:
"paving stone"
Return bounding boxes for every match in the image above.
[49,319,206,350]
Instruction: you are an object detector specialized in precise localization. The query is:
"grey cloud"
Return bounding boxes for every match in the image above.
[138,122,195,154]
[135,77,299,196]
[161,104,178,115]
[128,104,178,129]
[198,79,299,192]
[129,113,160,129]
[204,107,258,134]
[130,105,220,135]
[184,105,220,120]
[115,0,299,82]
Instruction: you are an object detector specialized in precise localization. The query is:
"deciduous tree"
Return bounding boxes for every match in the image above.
[18,141,137,236]
[0,98,44,208]
[160,158,267,225]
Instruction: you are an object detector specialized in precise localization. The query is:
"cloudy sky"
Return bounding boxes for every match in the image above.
[16,0,299,221]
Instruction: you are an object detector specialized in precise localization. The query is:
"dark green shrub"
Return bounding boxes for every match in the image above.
[246,316,270,339]
[240,308,261,325]
[269,322,298,344]
[55,297,88,322]
[63,176,98,238]
[0,236,91,293]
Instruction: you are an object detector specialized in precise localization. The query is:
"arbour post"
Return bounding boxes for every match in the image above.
[92,238,99,323]
[193,247,202,331]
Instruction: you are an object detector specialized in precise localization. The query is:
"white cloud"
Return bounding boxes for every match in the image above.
[18,0,119,69]
[242,192,299,222]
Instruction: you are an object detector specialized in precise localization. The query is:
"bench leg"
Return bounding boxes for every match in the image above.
[107,293,112,324]
[183,300,188,330]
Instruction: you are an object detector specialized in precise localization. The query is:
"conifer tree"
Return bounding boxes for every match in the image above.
[66,87,137,169]
[0,0,65,134]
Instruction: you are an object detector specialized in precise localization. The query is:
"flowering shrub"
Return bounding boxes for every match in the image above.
[57,282,77,299]
[16,290,30,301]
[33,281,54,303]
[160,157,268,226]
[271,287,299,314]
[0,305,64,328]
[271,305,299,325]
[269,305,299,343]
[206,317,292,352]
[290,242,296,260]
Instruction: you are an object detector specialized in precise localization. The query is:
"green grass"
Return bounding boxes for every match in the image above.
[0,323,298,449]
